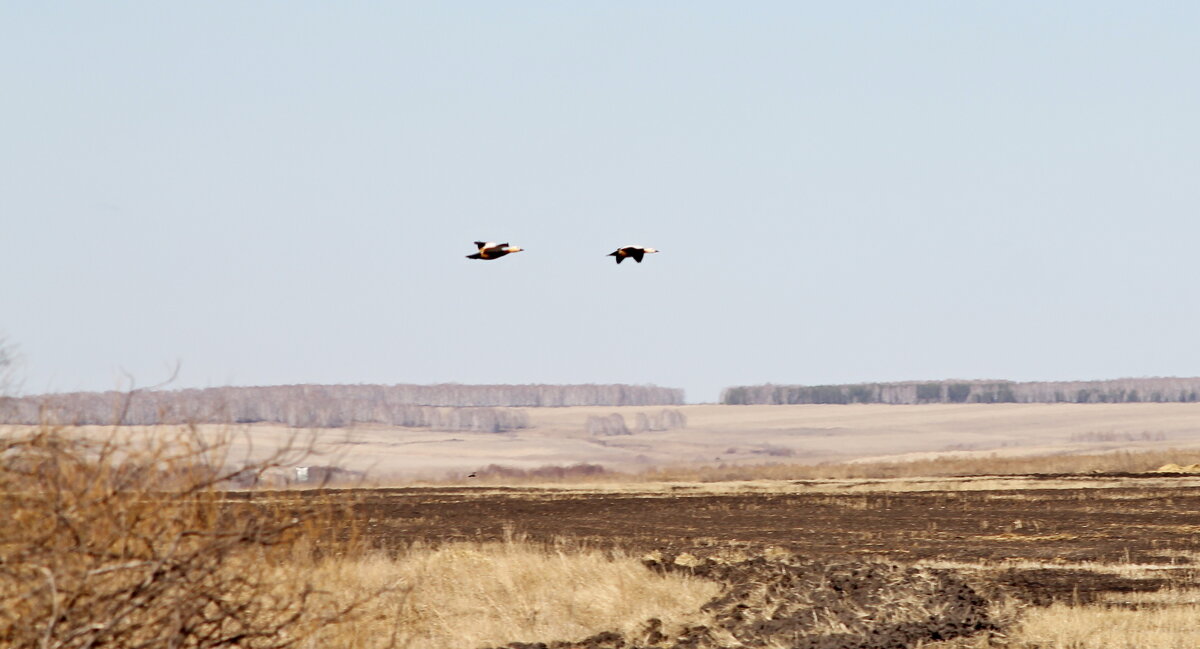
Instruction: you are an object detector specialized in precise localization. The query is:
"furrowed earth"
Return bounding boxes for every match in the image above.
[269,474,1200,648]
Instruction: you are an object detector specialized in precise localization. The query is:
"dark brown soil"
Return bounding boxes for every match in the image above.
[491,555,995,649]
[339,477,1200,567]
[289,476,1200,648]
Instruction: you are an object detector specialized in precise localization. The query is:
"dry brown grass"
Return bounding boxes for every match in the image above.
[923,591,1200,649]
[290,539,719,649]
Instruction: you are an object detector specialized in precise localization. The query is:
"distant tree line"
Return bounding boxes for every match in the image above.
[279,383,683,407]
[0,382,684,431]
[586,409,688,436]
[0,379,681,429]
[721,378,1200,405]
[0,389,531,432]
[0,383,682,427]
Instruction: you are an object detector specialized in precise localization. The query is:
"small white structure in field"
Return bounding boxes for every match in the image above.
[294,466,310,483]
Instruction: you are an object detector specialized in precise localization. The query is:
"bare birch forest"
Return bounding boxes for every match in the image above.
[721,378,1200,405]
[0,383,683,431]
[586,409,688,436]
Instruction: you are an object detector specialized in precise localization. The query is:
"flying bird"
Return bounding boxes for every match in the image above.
[608,246,659,264]
[467,241,524,260]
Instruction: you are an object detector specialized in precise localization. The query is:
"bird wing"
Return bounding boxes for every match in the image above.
[630,248,645,263]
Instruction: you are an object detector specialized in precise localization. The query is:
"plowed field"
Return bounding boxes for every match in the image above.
[256,475,1200,647]
[298,474,1200,603]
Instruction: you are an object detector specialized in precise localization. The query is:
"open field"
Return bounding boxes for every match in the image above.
[9,402,1200,481]
[9,404,1200,647]
[271,474,1200,647]
[517,402,1200,474]
[321,475,1200,568]
[9,422,1200,648]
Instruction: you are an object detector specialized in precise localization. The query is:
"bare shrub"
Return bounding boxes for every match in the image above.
[0,424,378,649]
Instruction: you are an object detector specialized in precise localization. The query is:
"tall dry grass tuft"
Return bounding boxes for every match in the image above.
[0,423,376,649]
[289,537,720,649]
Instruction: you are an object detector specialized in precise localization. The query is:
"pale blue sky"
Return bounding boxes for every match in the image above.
[3,2,1198,402]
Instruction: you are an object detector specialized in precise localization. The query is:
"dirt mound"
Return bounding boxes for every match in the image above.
[489,552,995,649]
